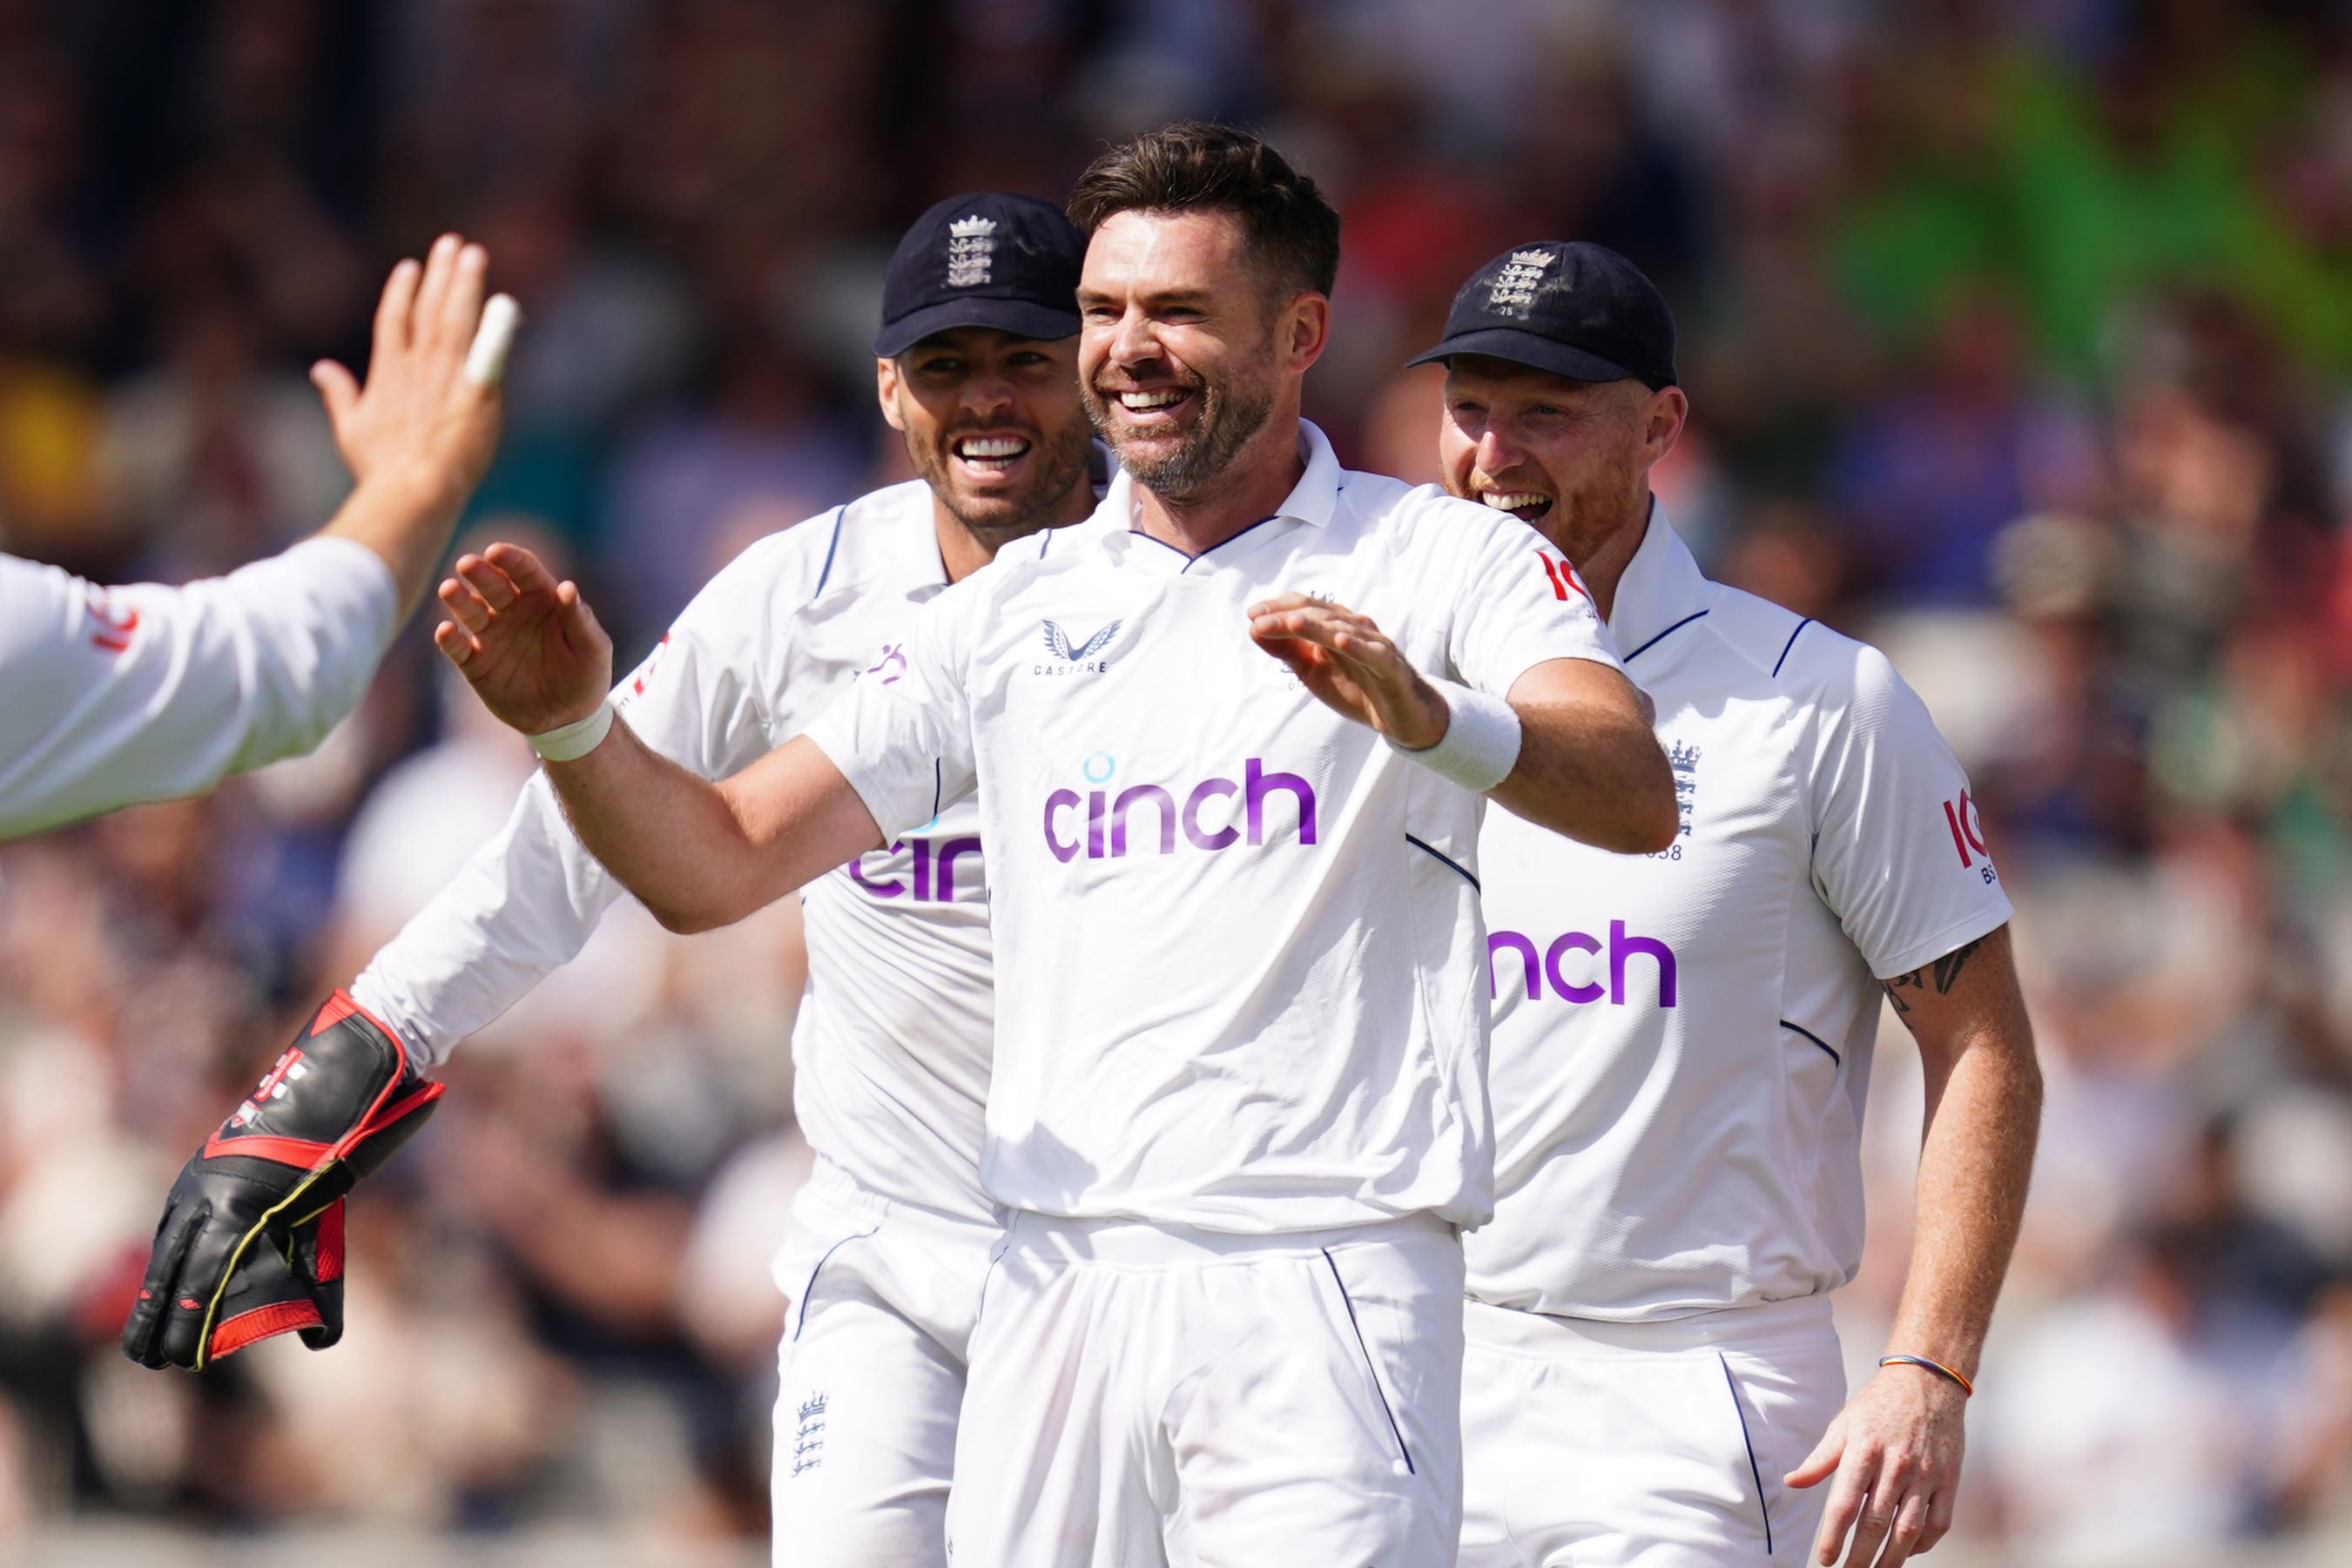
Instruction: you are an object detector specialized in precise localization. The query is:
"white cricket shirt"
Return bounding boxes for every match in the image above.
[0,538,397,840]
[353,481,1000,1220]
[803,422,1622,1233]
[1467,508,2013,1320]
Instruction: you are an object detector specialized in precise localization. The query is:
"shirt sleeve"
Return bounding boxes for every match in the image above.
[799,582,979,841]
[1804,641,2014,979]
[0,538,398,839]
[351,548,785,1067]
[1422,495,1625,697]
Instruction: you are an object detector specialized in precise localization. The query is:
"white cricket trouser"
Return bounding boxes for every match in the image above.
[770,1159,1001,1568]
[1459,1294,1845,1567]
[946,1210,1466,1568]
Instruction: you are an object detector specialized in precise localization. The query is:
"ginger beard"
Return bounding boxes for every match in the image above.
[1083,340,1277,502]
[1439,363,1660,565]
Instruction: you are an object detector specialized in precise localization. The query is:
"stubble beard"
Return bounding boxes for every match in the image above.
[1087,369,1277,504]
[908,416,1096,539]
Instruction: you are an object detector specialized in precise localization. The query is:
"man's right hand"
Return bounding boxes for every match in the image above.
[313,234,520,618]
[313,233,507,508]
[434,542,614,736]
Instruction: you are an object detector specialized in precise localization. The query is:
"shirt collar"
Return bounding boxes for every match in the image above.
[1605,497,1715,658]
[1278,420,1343,528]
[1099,419,1343,538]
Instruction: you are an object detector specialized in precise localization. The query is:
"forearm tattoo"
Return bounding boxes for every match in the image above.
[1882,935,1985,1017]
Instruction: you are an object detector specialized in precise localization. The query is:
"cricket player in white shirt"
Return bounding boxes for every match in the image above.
[1416,243,2044,1568]
[432,125,1677,1566]
[0,234,516,838]
[120,193,1099,1568]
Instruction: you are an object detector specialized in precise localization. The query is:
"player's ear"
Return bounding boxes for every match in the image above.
[1642,385,1688,465]
[875,358,906,432]
[1283,292,1330,373]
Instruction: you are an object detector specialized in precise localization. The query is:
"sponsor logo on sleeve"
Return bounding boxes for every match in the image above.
[83,589,138,654]
[1535,550,1588,602]
[617,631,671,706]
[1943,790,1997,882]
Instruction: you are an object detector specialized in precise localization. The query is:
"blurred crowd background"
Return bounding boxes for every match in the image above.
[6,0,2352,1562]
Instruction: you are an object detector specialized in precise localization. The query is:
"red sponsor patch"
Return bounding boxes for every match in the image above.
[629,631,673,698]
[1535,550,1589,603]
[84,589,138,654]
[1944,791,1990,868]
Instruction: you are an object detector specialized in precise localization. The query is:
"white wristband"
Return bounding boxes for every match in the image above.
[529,700,615,762]
[1389,679,1521,792]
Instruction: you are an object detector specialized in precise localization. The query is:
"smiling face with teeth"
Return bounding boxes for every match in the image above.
[1438,354,1688,582]
[878,325,1095,556]
[1075,209,1325,506]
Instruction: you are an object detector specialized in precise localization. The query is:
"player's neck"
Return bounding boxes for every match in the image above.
[932,478,1099,584]
[1547,491,1655,623]
[1129,412,1305,557]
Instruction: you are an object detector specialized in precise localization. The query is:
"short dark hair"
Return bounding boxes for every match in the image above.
[1067,122,1340,298]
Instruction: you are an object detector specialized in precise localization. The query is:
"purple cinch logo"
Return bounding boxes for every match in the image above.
[1042,758,1317,863]
[850,836,981,902]
[1489,922,1678,1006]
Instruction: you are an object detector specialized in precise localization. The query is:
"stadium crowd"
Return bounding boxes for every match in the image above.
[5,0,2352,1558]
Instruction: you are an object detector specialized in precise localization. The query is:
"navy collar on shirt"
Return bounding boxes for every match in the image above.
[1605,498,1716,663]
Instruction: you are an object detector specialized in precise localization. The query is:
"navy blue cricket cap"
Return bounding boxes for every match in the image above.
[873,192,1086,358]
[1406,241,1677,389]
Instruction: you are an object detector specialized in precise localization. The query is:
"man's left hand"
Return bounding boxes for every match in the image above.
[1246,593,1449,748]
[1785,1364,1968,1566]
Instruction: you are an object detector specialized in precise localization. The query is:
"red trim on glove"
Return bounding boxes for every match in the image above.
[359,1080,445,1141]
[199,991,434,1169]
[311,1201,346,1284]
[199,1129,335,1166]
[208,1299,323,1360]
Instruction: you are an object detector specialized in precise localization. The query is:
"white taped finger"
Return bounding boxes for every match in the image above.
[463,293,522,386]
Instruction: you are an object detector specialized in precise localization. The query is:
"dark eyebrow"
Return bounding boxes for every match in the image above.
[1075,286,1221,312]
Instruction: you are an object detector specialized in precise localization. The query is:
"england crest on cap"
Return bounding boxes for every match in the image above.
[1488,249,1557,316]
[947,215,999,288]
[873,192,1088,358]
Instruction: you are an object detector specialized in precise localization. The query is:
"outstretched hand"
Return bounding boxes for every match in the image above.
[1247,593,1452,749]
[313,233,510,505]
[434,542,612,737]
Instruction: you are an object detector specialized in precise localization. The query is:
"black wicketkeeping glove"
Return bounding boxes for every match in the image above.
[121,990,444,1371]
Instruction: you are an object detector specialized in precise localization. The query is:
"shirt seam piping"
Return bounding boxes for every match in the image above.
[1623,608,1711,662]
[810,505,849,599]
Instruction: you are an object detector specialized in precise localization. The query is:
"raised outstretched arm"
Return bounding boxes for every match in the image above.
[434,542,880,932]
[1246,591,1676,852]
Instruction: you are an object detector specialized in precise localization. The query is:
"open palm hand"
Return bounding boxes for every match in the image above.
[433,542,612,736]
